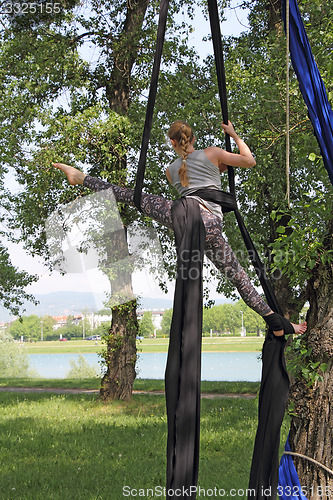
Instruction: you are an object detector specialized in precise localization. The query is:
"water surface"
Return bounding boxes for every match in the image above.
[28,352,262,381]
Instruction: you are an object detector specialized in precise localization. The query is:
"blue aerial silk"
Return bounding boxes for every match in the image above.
[282,0,333,185]
[278,435,308,500]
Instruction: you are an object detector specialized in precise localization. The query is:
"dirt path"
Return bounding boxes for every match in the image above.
[0,387,256,399]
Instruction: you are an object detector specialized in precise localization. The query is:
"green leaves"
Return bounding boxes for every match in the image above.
[0,245,39,316]
[138,311,155,338]
[286,334,330,387]
[202,299,265,335]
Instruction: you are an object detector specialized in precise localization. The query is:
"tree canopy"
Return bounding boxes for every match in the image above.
[1,0,332,315]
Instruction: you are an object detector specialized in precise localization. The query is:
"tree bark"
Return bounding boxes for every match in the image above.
[288,218,333,496]
[267,0,281,31]
[100,299,139,401]
[106,0,150,114]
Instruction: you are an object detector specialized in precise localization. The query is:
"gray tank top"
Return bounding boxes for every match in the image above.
[168,149,223,219]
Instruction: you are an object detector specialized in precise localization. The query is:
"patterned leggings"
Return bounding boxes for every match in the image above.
[83,175,272,317]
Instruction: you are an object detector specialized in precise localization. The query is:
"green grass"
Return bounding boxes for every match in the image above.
[138,337,264,353]
[0,378,102,390]
[22,340,105,355]
[23,337,265,354]
[0,391,290,499]
[0,378,260,395]
[133,379,260,395]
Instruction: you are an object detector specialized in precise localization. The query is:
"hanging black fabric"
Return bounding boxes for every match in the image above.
[206,3,289,497]
[134,0,170,211]
[165,197,205,499]
[206,0,282,315]
[133,1,290,498]
[248,333,290,496]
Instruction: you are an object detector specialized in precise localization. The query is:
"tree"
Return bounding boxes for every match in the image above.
[66,354,100,378]
[0,246,38,316]
[202,300,265,335]
[218,0,333,489]
[0,0,199,400]
[287,219,333,491]
[138,311,155,337]
[160,308,173,337]
[1,5,332,481]
[10,314,56,341]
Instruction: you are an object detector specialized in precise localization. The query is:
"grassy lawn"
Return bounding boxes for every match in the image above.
[0,390,289,500]
[22,340,105,355]
[0,378,261,395]
[23,336,265,354]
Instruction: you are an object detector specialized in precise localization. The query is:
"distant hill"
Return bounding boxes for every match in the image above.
[137,297,230,310]
[0,292,102,320]
[0,292,232,320]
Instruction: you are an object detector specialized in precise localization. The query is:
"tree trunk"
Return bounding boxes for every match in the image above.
[106,0,150,114]
[100,299,139,401]
[288,219,333,495]
[267,0,281,31]
[101,0,150,399]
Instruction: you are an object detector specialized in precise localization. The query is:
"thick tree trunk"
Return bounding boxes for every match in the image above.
[100,0,150,399]
[100,299,139,401]
[99,222,139,400]
[288,219,333,496]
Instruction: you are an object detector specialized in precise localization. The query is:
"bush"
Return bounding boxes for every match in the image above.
[66,354,100,379]
[0,332,39,378]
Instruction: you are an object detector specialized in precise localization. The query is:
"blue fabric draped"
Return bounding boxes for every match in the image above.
[278,435,308,499]
[282,0,333,185]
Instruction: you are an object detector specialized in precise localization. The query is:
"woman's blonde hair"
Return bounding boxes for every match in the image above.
[168,120,194,187]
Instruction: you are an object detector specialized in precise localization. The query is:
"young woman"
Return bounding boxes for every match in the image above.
[52,120,307,336]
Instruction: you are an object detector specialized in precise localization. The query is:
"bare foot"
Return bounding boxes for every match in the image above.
[291,321,307,335]
[52,163,86,185]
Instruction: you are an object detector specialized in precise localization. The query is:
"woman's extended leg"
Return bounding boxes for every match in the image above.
[52,165,306,333]
[200,210,272,316]
[82,175,273,317]
[82,175,174,228]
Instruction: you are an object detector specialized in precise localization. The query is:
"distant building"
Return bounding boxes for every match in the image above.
[85,313,111,329]
[52,315,68,330]
[52,314,111,330]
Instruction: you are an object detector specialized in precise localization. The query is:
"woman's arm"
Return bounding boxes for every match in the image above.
[205,121,256,171]
[165,167,172,183]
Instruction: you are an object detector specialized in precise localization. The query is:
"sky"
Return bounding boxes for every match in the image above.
[1,1,250,320]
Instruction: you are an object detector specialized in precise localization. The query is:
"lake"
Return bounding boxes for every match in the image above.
[29,352,262,381]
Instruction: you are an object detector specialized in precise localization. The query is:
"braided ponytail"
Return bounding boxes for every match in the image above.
[168,120,194,187]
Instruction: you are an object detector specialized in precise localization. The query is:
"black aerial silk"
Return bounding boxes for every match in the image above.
[165,197,205,499]
[133,0,291,498]
[165,190,292,500]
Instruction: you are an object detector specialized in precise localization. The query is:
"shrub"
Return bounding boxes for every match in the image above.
[66,354,100,379]
[0,332,39,377]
